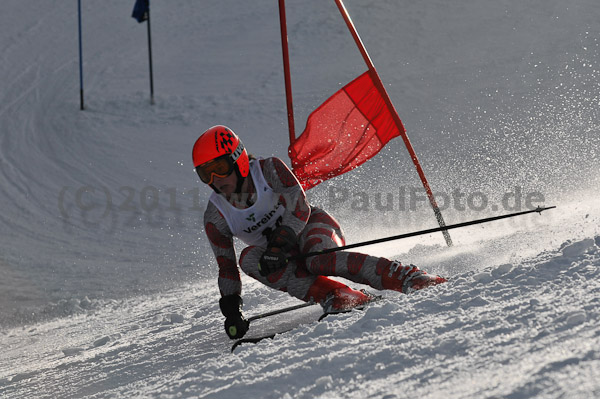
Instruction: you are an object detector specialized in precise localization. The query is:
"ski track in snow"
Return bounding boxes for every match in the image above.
[1,0,600,398]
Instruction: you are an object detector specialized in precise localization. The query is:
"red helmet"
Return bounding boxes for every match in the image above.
[192,125,250,184]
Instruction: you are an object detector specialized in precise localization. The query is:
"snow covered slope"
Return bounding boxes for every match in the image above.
[0,0,599,398]
[1,235,599,398]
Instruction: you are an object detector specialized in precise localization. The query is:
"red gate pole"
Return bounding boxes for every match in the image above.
[278,0,296,146]
[333,0,453,246]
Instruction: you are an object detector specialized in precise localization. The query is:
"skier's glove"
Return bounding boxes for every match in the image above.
[224,315,249,339]
[219,294,249,339]
[258,246,288,276]
[268,225,298,253]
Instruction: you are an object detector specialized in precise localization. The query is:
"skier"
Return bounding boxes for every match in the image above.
[193,125,447,339]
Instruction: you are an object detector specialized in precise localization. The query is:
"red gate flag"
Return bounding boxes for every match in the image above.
[289,71,404,190]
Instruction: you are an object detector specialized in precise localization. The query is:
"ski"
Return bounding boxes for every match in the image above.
[231,329,293,352]
[231,306,369,352]
[231,293,382,352]
[230,301,319,352]
[246,301,316,323]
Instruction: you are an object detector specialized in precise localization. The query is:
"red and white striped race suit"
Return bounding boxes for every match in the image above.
[203,157,445,306]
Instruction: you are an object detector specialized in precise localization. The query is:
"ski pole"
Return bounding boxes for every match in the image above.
[291,206,556,260]
[247,301,317,323]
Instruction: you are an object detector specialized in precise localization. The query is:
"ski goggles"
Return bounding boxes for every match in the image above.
[195,155,235,185]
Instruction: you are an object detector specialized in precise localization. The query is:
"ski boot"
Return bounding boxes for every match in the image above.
[304,276,376,314]
[381,261,447,294]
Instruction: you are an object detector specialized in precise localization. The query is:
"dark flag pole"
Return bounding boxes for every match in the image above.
[77,0,84,110]
[146,6,155,105]
[132,0,154,105]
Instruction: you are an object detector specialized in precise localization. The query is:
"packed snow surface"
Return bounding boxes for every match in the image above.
[1,0,599,398]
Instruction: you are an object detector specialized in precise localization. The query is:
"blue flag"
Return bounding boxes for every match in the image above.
[131,0,149,23]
